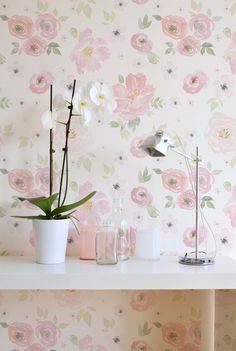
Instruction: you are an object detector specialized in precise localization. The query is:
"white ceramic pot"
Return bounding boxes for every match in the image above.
[32,218,70,264]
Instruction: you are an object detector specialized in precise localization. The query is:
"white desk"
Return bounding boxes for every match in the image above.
[0,255,235,290]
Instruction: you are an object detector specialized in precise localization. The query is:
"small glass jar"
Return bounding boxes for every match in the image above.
[78,224,97,260]
[96,224,118,265]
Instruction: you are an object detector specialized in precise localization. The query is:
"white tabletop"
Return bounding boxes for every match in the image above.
[0,255,235,290]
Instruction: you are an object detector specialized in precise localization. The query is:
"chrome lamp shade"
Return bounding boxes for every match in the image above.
[140,130,215,266]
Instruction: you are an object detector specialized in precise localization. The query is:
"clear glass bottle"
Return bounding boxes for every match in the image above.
[107,198,130,261]
[96,222,118,265]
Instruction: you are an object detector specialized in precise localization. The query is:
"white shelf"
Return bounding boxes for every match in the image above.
[0,256,235,290]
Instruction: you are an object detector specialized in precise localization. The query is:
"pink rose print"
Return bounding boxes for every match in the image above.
[205,112,236,154]
[176,190,195,210]
[35,167,58,193]
[23,36,47,56]
[24,344,46,351]
[224,186,236,227]
[29,71,54,94]
[131,33,153,53]
[131,340,152,351]
[183,225,207,248]
[162,16,187,40]
[35,321,60,347]
[113,73,155,120]
[177,36,200,56]
[189,321,201,345]
[214,75,234,98]
[8,15,33,39]
[179,343,200,351]
[8,169,34,193]
[130,291,154,311]
[161,169,187,193]
[130,136,147,158]
[70,28,110,74]
[35,13,58,40]
[79,335,107,351]
[76,181,110,225]
[183,71,208,94]
[162,322,187,347]
[224,32,236,74]
[131,186,153,207]
[8,322,34,346]
[191,167,214,194]
[189,13,214,40]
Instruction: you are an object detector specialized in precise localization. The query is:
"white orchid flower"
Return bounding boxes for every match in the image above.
[72,88,92,126]
[41,110,57,130]
[89,82,116,112]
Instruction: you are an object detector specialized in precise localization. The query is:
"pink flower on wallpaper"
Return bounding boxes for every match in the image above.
[35,321,60,347]
[131,186,153,207]
[130,291,154,311]
[179,343,200,351]
[35,167,58,193]
[183,225,207,248]
[54,290,93,308]
[224,32,236,74]
[191,167,214,194]
[176,190,195,210]
[162,15,187,40]
[131,340,151,351]
[224,186,236,227]
[189,321,201,345]
[79,335,107,351]
[183,71,208,94]
[177,36,200,56]
[23,189,46,210]
[23,36,47,56]
[35,13,58,40]
[76,181,110,225]
[8,15,33,39]
[214,75,234,98]
[113,73,155,120]
[130,136,147,158]
[205,112,236,154]
[8,169,34,193]
[8,322,34,346]
[189,13,214,40]
[132,0,149,3]
[24,343,47,351]
[70,28,110,74]
[162,322,188,347]
[161,169,187,193]
[131,33,153,53]
[29,71,54,94]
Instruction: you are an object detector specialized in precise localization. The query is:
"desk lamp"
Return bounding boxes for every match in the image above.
[140,130,215,266]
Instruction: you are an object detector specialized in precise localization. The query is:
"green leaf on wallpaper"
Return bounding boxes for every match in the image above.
[103,11,115,22]
[201,42,215,55]
[139,168,152,183]
[201,196,215,209]
[224,27,232,38]
[0,207,6,217]
[138,14,152,29]
[207,98,219,111]
[110,121,120,128]
[58,322,69,329]
[224,181,232,192]
[37,154,48,166]
[120,129,130,140]
[153,168,162,174]
[18,291,29,301]
[83,158,92,172]
[83,311,91,326]
[230,310,236,322]
[53,8,58,17]
[37,307,48,319]
[147,52,159,64]
[212,169,222,175]
[230,2,236,15]
[0,322,8,328]
[103,318,115,329]
[0,53,6,64]
[212,16,222,22]
[70,334,78,346]
[230,155,236,168]
[83,4,92,18]
[128,118,140,131]
[191,306,201,319]
[153,321,162,328]
[118,74,124,83]
[47,42,61,56]
[191,0,202,12]
[19,136,28,148]
[4,124,13,136]
[103,164,115,176]
[165,195,174,209]
[58,16,69,22]
[153,15,162,21]
[206,8,212,17]
[138,321,152,336]
[152,97,164,109]
[147,205,159,218]
[0,168,8,174]
[0,97,11,109]
[37,0,48,12]
[0,15,8,21]
[223,334,232,345]
[70,181,78,192]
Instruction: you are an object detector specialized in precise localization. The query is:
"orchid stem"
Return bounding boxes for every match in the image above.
[49,84,53,196]
[58,79,76,207]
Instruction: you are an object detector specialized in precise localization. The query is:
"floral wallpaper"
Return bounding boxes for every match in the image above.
[1,0,236,350]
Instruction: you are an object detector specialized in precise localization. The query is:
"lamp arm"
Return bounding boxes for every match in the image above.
[170,146,195,161]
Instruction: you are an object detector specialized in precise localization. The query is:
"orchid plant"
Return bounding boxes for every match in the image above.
[14,79,116,221]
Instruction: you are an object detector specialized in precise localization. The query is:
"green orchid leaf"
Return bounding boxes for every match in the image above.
[11,215,49,220]
[18,193,58,215]
[51,191,96,217]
